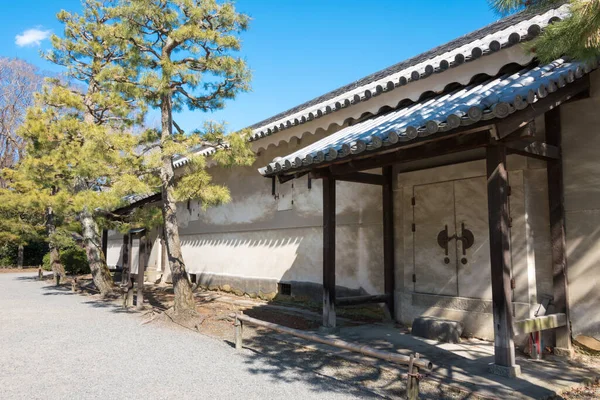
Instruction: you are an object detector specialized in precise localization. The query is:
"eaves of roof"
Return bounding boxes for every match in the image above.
[172,145,220,169]
[248,3,570,143]
[112,192,162,215]
[259,58,597,176]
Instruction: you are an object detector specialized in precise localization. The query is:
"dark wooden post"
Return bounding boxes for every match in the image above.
[136,234,146,310]
[486,145,520,377]
[101,229,108,260]
[121,233,134,307]
[322,174,336,329]
[545,108,573,357]
[382,166,395,317]
[17,245,24,268]
[121,234,130,286]
[406,353,420,400]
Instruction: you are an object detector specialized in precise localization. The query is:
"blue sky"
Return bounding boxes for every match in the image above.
[1,0,501,132]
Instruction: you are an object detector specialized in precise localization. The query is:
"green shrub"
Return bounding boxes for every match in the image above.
[41,245,90,275]
[42,253,52,271]
[60,247,90,275]
[0,243,17,267]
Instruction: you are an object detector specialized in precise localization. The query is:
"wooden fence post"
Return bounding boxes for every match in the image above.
[235,313,244,350]
[406,353,420,400]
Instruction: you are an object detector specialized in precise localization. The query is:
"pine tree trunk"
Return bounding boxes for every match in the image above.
[46,205,66,285]
[80,208,114,297]
[160,95,196,316]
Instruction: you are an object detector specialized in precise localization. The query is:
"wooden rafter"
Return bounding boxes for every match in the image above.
[505,140,560,160]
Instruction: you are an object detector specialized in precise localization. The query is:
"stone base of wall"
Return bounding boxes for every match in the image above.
[192,274,535,341]
[396,291,531,341]
[192,272,368,302]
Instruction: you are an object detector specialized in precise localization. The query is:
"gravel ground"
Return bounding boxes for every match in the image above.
[0,272,379,400]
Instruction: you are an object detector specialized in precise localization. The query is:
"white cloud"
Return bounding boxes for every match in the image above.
[15,28,52,47]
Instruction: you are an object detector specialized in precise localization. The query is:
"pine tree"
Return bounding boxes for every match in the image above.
[0,165,68,282]
[0,169,47,266]
[10,1,152,295]
[489,1,600,62]
[104,0,254,316]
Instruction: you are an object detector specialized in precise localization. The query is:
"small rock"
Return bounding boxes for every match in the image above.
[411,316,464,343]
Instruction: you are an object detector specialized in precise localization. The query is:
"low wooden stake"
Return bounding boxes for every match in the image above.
[406,353,421,400]
[235,312,244,350]
[38,268,43,281]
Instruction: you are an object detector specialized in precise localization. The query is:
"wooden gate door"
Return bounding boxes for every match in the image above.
[413,181,458,296]
[413,177,492,299]
[454,177,492,299]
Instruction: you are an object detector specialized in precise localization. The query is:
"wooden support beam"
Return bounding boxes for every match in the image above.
[312,171,385,186]
[382,166,395,316]
[335,294,391,307]
[513,313,567,336]
[545,107,573,356]
[322,174,336,328]
[486,145,519,373]
[500,121,537,142]
[495,75,590,139]
[505,141,560,160]
[112,193,161,217]
[327,130,492,175]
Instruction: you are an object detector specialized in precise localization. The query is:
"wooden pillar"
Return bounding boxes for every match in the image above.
[545,108,573,356]
[486,145,520,376]
[17,245,24,268]
[382,166,395,316]
[121,234,130,286]
[122,233,134,307]
[101,229,108,260]
[136,234,146,310]
[322,174,336,329]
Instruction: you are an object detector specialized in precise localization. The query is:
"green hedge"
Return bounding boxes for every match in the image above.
[42,245,90,275]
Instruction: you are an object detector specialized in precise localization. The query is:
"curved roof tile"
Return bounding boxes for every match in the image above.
[249,3,570,142]
[260,58,597,176]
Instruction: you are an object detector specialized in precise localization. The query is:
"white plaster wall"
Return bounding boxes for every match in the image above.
[175,130,385,296]
[106,230,123,268]
[561,70,600,340]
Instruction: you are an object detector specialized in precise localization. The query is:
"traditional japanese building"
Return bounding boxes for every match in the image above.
[106,2,600,376]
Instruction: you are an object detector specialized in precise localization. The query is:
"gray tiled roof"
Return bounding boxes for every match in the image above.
[249,3,569,142]
[260,58,597,176]
[173,145,222,168]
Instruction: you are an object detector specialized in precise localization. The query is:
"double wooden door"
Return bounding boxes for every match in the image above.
[412,176,492,299]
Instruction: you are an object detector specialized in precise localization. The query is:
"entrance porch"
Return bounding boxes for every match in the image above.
[260,59,594,376]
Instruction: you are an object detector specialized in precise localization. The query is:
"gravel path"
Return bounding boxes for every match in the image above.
[0,273,378,400]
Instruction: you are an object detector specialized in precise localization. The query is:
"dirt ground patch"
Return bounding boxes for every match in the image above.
[555,379,600,399]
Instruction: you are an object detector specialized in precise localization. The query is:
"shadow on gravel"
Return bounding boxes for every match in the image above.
[82,300,137,314]
[237,332,394,399]
[14,275,45,282]
[41,285,77,296]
